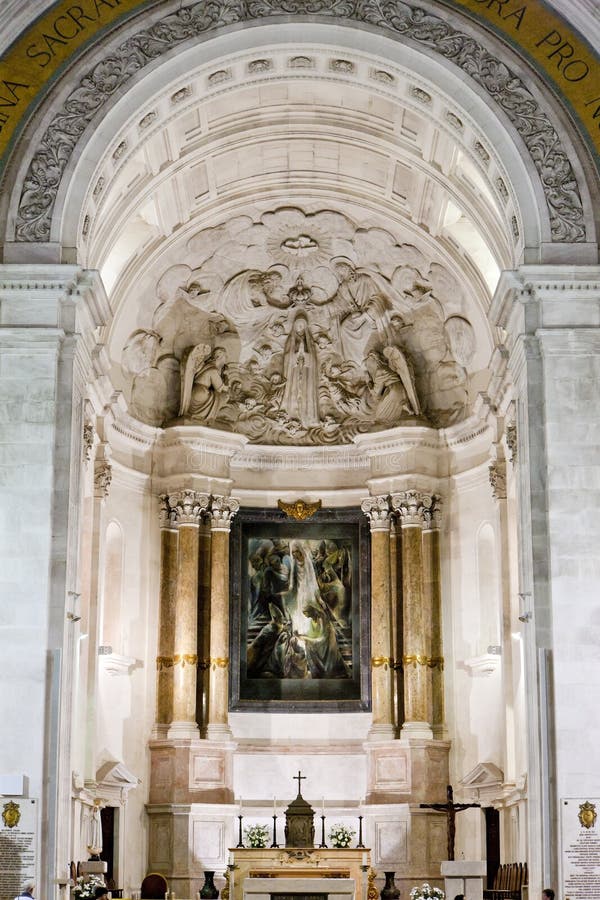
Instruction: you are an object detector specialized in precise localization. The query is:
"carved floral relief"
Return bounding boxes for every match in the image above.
[121,207,476,444]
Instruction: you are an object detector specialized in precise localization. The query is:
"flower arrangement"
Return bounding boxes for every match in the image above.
[73,875,106,898]
[328,823,355,848]
[409,884,445,900]
[244,823,270,848]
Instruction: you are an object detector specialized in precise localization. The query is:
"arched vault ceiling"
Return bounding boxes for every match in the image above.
[102,48,501,448]
[8,5,593,250]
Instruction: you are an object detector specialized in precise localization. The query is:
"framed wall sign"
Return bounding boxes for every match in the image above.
[229,506,371,712]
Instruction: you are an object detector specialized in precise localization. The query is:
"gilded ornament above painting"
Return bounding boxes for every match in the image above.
[121,207,476,444]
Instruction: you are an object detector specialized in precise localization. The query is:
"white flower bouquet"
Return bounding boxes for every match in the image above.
[328,823,355,848]
[73,875,106,898]
[244,823,270,848]
[409,884,445,900]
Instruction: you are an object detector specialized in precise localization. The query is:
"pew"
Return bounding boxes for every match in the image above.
[483,862,528,900]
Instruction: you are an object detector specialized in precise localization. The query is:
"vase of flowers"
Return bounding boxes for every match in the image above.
[328,823,355,848]
[73,876,106,899]
[409,883,445,900]
[244,823,270,848]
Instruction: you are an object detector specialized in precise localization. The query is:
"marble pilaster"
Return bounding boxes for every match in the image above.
[206,495,240,741]
[361,496,394,740]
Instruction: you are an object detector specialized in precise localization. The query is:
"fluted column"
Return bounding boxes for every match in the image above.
[155,495,179,734]
[392,490,433,740]
[168,489,209,739]
[361,495,395,739]
[423,496,445,738]
[206,495,240,740]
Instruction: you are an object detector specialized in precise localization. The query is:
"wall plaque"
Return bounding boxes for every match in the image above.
[561,797,600,899]
[0,799,37,900]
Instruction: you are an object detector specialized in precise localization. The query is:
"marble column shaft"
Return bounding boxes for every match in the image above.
[361,496,394,730]
[170,490,209,725]
[424,507,444,733]
[392,491,438,730]
[156,497,178,725]
[207,496,240,732]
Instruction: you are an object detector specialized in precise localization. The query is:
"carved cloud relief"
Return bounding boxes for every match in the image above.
[121,207,477,444]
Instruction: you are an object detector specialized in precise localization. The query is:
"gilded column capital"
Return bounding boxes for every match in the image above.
[360,495,391,531]
[390,490,434,527]
[168,489,210,525]
[209,495,240,532]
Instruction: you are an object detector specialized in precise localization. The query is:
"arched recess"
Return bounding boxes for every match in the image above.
[1,6,598,267]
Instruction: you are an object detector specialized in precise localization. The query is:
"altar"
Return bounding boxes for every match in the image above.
[229,848,371,900]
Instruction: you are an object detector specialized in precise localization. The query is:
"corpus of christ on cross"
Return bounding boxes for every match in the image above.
[420,785,481,860]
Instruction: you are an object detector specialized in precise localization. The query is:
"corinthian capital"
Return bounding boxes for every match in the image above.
[94,460,112,499]
[361,495,391,531]
[488,462,507,500]
[390,490,434,527]
[158,494,177,529]
[209,495,240,532]
[168,489,210,525]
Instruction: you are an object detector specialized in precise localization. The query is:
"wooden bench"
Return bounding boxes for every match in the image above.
[483,862,528,900]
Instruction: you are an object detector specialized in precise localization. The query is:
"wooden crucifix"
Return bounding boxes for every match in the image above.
[420,785,481,861]
[293,770,307,796]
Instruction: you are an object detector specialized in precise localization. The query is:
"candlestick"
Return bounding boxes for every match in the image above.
[271,812,279,848]
[237,813,244,848]
[357,814,365,848]
[319,813,327,848]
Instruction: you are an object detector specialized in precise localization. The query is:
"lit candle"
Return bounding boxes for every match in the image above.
[273,796,277,815]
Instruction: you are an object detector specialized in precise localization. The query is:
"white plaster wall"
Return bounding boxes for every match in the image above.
[0,340,57,801]
[93,473,159,890]
[541,331,600,800]
[447,469,505,768]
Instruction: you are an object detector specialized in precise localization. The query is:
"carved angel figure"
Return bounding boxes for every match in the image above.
[179,344,229,421]
[365,345,421,422]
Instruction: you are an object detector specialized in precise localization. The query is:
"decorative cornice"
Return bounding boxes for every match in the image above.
[360,495,391,531]
[209,495,240,531]
[14,1,585,243]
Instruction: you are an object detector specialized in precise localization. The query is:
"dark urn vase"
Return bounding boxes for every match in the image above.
[380,872,401,900]
[200,871,219,900]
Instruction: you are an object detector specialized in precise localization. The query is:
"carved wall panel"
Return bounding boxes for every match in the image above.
[121,207,477,444]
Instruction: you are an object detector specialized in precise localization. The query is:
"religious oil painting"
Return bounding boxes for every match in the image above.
[229,507,371,711]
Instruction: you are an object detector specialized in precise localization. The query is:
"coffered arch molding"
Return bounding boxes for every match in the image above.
[1,5,598,263]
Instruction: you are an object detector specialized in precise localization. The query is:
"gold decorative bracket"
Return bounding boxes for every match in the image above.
[277,499,322,520]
